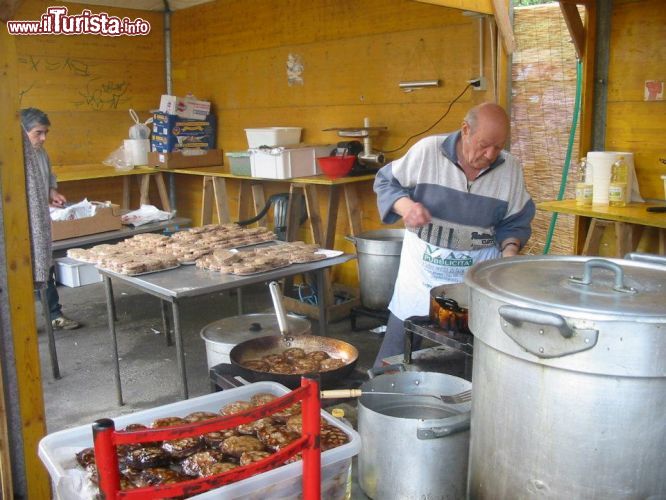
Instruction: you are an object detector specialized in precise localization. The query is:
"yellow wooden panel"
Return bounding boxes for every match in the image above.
[607,1,666,102]
[0,24,50,500]
[606,102,666,200]
[172,0,468,59]
[13,0,164,60]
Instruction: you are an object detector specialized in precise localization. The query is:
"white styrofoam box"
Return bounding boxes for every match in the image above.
[245,127,302,148]
[39,381,360,500]
[250,145,333,179]
[55,258,102,288]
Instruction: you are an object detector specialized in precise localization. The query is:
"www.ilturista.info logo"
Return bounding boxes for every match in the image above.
[7,6,151,36]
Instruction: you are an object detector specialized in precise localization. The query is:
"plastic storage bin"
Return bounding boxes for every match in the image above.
[38,381,360,500]
[245,127,302,148]
[55,258,102,288]
[250,145,333,179]
[226,151,252,176]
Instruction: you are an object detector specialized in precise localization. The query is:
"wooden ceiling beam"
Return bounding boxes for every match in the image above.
[492,0,515,55]
[559,1,586,59]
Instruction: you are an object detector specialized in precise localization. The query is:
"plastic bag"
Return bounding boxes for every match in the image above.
[103,142,133,171]
[128,109,152,140]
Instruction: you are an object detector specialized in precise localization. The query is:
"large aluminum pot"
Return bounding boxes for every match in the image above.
[347,229,404,310]
[358,366,471,499]
[464,255,666,499]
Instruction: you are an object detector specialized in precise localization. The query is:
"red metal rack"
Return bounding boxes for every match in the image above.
[93,376,321,499]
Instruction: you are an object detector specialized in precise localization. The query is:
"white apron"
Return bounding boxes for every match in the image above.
[388,230,500,320]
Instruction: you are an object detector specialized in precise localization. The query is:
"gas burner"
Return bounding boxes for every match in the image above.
[403,316,474,380]
[209,363,366,394]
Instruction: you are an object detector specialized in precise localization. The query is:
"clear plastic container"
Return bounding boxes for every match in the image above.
[39,381,360,500]
[245,127,302,148]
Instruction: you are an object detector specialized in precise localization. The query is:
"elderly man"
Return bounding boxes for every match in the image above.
[22,107,80,330]
[373,102,534,365]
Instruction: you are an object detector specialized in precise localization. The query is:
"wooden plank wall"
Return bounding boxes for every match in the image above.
[13,0,165,206]
[171,0,491,284]
[606,0,666,200]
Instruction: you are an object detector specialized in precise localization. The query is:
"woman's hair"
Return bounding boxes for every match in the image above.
[20,107,50,132]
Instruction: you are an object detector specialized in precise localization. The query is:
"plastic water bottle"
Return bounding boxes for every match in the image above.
[331,408,352,500]
[575,157,593,206]
[609,155,628,207]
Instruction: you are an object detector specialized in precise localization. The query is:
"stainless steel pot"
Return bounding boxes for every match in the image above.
[358,366,471,499]
[346,229,404,310]
[464,255,666,499]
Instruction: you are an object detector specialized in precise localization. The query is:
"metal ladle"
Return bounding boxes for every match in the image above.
[269,281,294,344]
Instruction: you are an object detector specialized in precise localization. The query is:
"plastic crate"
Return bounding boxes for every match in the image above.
[55,258,102,288]
[38,381,360,500]
[250,145,333,179]
[245,127,302,148]
[226,151,252,176]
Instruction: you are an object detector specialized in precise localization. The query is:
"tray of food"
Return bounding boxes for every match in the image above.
[38,381,360,500]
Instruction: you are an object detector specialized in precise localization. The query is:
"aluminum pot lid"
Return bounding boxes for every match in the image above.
[464,255,666,318]
[200,313,310,345]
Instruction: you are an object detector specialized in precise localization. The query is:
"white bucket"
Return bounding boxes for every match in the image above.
[124,139,149,166]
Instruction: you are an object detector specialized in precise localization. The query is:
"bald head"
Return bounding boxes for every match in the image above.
[459,102,510,171]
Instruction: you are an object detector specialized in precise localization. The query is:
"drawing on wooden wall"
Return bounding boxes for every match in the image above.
[287,53,304,86]
[644,80,664,101]
[18,55,129,109]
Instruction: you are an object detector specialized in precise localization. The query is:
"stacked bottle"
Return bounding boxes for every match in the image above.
[575,157,593,206]
[609,155,628,207]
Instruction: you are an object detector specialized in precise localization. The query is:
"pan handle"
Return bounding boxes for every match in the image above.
[367,364,406,379]
[269,281,291,339]
[320,389,362,399]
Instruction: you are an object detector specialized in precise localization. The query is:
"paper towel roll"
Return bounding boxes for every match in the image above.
[124,139,149,166]
[587,152,615,205]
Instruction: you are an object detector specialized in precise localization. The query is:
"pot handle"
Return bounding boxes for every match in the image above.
[367,364,406,379]
[624,252,666,267]
[499,305,598,359]
[568,258,636,294]
[344,235,356,245]
[417,412,470,440]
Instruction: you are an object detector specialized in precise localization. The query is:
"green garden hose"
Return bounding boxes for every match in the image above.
[542,59,583,254]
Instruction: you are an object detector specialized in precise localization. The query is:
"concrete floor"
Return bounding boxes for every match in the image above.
[36,279,389,498]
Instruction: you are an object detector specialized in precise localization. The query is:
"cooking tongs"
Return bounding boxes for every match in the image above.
[320,388,472,405]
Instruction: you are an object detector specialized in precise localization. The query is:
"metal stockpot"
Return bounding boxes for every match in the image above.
[358,367,471,499]
[464,255,666,499]
[346,229,404,310]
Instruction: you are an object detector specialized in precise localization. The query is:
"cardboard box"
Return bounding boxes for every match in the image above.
[151,112,216,153]
[147,149,224,169]
[159,94,211,120]
[55,258,102,287]
[51,205,122,241]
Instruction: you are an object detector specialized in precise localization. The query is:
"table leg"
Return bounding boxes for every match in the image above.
[139,174,151,206]
[201,177,214,225]
[316,269,327,336]
[324,186,341,250]
[171,301,189,399]
[237,288,243,315]
[251,183,267,227]
[122,176,130,210]
[302,184,324,245]
[403,331,414,364]
[40,288,61,379]
[154,173,172,212]
[104,276,124,406]
[343,184,362,237]
[160,300,172,346]
[212,177,230,223]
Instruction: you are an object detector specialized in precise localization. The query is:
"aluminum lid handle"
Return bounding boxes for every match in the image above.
[568,258,637,294]
[499,305,599,359]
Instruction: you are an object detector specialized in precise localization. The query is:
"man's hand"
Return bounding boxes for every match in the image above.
[393,198,432,228]
[500,239,520,258]
[49,188,66,208]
